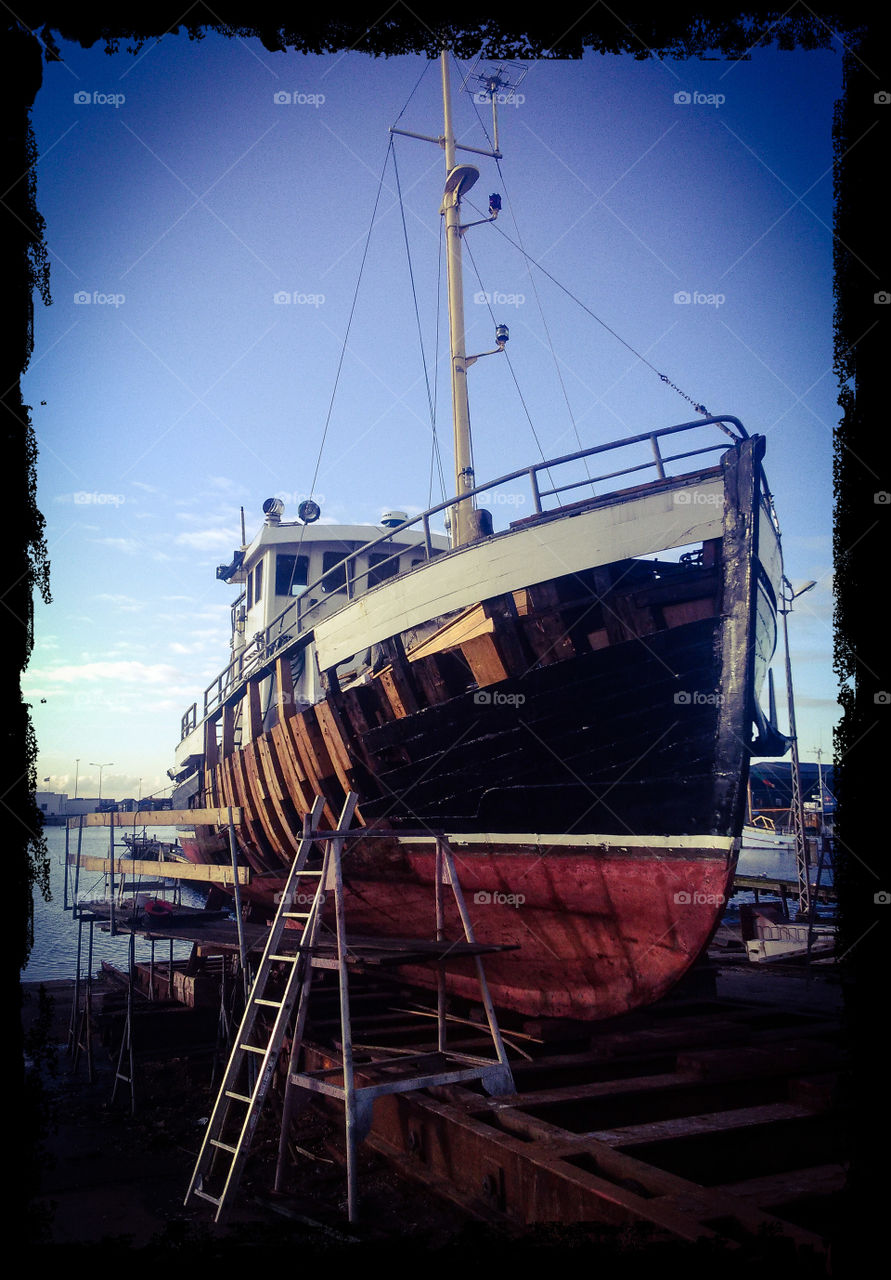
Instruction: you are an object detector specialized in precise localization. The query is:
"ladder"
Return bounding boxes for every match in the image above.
[183,795,347,1220]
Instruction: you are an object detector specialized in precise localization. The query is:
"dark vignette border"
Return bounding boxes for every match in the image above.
[4,2,886,1265]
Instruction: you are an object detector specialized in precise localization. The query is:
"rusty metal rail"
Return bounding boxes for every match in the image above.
[288,981,843,1254]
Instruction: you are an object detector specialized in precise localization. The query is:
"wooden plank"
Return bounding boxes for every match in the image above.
[521,580,576,664]
[285,711,341,823]
[231,745,277,867]
[662,599,715,628]
[590,1102,812,1148]
[406,604,492,661]
[715,1163,847,1205]
[221,703,236,758]
[481,595,532,676]
[255,730,304,857]
[69,854,249,883]
[460,633,509,688]
[244,679,263,741]
[74,808,242,826]
[203,716,219,771]
[276,655,295,721]
[314,698,359,801]
[270,720,315,815]
[410,653,454,707]
[244,736,293,856]
[376,638,421,718]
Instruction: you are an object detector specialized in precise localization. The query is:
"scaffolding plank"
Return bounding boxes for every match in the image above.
[73,807,242,826]
[69,854,250,884]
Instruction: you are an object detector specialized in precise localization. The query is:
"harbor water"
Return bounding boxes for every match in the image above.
[23,825,222,982]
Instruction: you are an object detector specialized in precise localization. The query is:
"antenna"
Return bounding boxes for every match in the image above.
[468,63,529,155]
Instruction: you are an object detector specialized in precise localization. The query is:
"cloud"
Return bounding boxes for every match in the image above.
[93,593,146,612]
[24,660,186,687]
[174,528,237,551]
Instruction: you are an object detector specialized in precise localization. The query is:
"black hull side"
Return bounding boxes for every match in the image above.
[353,617,729,836]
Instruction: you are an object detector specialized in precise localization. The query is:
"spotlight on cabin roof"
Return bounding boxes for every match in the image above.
[297,499,321,524]
[262,497,284,523]
[381,510,408,529]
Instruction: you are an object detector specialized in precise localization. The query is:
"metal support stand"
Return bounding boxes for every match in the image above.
[185,794,515,1225]
[68,916,96,1082]
[111,931,137,1114]
[281,827,515,1224]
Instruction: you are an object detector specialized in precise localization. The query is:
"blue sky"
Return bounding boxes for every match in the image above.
[23,33,843,803]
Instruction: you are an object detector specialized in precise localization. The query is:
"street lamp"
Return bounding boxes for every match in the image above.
[74,758,80,799]
[90,761,114,805]
[779,578,816,916]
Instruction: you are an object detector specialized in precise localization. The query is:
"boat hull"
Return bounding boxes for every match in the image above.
[179,831,734,1020]
[173,435,783,1020]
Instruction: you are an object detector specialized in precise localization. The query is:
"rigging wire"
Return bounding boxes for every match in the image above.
[391,140,448,508]
[465,193,710,419]
[429,218,446,509]
[455,56,709,419]
[275,64,446,604]
[278,134,398,601]
[462,68,588,482]
[461,234,560,499]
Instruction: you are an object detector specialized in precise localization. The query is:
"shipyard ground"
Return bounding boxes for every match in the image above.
[20,954,852,1271]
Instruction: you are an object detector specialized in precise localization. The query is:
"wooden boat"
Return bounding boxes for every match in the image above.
[169,54,789,1020]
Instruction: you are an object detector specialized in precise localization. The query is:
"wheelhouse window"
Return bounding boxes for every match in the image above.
[321,550,348,594]
[246,561,263,609]
[367,551,399,588]
[275,553,309,596]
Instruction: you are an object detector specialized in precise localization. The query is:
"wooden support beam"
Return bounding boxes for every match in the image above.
[244,679,263,741]
[73,808,242,827]
[222,703,236,758]
[69,854,249,884]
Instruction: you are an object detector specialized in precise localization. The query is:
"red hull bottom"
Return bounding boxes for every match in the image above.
[181,833,736,1021]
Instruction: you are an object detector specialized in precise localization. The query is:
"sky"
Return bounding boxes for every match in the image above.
[22,32,843,804]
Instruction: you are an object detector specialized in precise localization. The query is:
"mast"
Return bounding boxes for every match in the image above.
[390,50,507,548]
[441,50,477,548]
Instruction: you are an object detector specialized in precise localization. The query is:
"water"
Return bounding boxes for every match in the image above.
[22,826,218,982]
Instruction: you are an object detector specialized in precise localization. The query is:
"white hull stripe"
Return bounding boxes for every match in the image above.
[314,479,724,669]
[395,832,738,851]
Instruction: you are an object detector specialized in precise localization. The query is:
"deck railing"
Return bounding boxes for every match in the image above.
[184,415,747,734]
